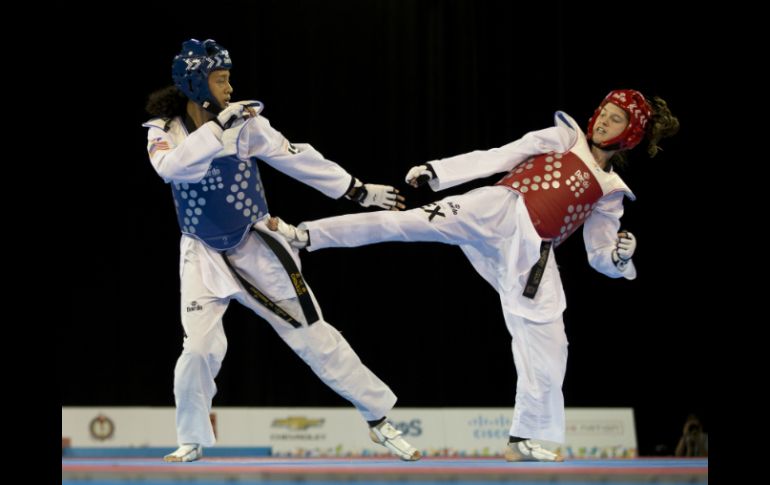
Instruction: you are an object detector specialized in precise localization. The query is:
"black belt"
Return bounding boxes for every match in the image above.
[523,241,552,299]
[222,227,319,328]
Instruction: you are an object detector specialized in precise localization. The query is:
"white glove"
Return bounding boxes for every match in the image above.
[267,217,309,249]
[215,103,246,129]
[616,231,636,261]
[361,183,404,209]
[612,231,636,270]
[345,178,405,210]
[405,165,435,187]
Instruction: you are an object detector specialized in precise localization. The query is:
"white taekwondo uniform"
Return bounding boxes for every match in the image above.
[302,112,636,443]
[144,102,397,446]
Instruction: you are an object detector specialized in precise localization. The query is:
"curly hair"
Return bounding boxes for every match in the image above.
[610,95,680,168]
[645,96,680,158]
[145,85,188,119]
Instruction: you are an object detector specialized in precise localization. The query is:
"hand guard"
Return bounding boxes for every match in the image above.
[215,103,246,130]
[616,231,636,261]
[267,217,309,249]
[612,231,636,270]
[345,178,405,210]
[405,164,435,187]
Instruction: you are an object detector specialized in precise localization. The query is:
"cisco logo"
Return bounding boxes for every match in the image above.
[468,414,510,440]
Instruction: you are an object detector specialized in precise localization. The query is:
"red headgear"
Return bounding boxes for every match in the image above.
[586,89,652,150]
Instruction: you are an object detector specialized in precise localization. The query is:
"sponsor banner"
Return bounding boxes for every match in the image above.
[62,407,635,458]
[563,408,637,458]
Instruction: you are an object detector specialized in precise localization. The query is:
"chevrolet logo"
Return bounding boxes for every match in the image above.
[272,416,325,430]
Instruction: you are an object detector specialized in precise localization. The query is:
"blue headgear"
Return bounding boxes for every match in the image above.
[172,39,232,112]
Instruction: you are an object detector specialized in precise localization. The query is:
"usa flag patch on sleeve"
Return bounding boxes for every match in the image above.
[149,137,170,155]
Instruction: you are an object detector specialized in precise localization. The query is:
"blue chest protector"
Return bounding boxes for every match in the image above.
[171,155,269,250]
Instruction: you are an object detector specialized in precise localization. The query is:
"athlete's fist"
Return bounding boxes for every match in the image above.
[616,231,636,261]
[405,164,435,187]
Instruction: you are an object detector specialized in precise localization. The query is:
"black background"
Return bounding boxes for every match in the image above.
[65,0,711,456]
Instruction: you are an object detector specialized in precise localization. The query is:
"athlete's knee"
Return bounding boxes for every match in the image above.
[182,337,227,364]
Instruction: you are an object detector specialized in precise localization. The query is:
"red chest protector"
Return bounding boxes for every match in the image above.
[496,151,604,246]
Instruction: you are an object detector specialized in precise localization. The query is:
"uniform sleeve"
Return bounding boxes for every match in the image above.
[428,125,576,191]
[146,122,224,183]
[582,191,637,280]
[238,116,353,199]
